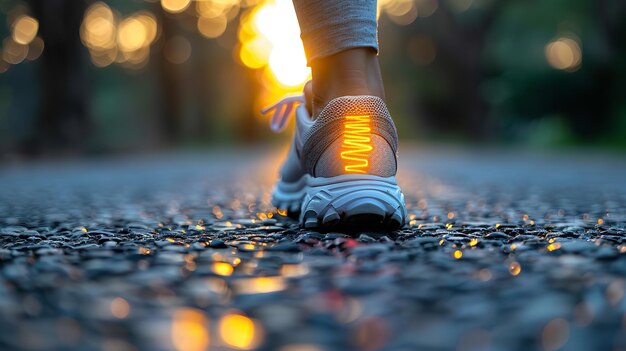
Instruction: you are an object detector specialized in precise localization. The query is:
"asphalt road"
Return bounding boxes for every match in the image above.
[1,146,625,351]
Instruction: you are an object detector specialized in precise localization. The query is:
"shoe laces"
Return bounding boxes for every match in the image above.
[260,94,305,132]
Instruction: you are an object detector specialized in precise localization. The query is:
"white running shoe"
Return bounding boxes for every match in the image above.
[262,94,407,231]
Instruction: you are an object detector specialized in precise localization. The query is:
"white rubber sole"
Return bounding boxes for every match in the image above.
[272,174,407,230]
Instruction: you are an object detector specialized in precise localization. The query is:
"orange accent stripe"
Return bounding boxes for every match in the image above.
[341,115,372,173]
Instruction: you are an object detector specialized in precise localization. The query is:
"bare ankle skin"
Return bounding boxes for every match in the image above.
[307,48,385,117]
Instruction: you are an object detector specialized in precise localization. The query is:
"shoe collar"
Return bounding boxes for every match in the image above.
[295,103,313,147]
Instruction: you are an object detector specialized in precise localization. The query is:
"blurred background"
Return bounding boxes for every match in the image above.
[0,0,625,159]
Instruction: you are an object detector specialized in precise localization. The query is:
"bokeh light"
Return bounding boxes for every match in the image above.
[81,2,158,69]
[545,37,582,72]
[117,17,148,52]
[161,0,191,14]
[171,308,210,351]
[233,276,286,294]
[2,38,28,65]
[26,36,44,61]
[237,0,311,110]
[219,312,263,350]
[12,15,39,45]
[110,297,130,319]
[212,261,234,276]
[198,15,228,38]
[81,2,116,50]
[68,0,472,115]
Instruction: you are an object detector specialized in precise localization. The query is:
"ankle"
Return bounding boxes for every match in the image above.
[310,48,385,116]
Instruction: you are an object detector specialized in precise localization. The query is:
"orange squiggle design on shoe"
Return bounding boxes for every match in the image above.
[341,115,372,173]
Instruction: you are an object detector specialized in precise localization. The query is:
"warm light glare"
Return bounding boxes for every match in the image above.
[545,37,582,71]
[238,0,311,88]
[12,15,39,45]
[219,313,261,350]
[268,45,310,87]
[341,115,373,174]
[172,308,210,351]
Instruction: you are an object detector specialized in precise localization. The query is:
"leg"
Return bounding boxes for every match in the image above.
[271,0,406,230]
[292,0,384,116]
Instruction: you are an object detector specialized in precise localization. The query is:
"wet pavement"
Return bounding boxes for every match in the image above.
[1,146,625,351]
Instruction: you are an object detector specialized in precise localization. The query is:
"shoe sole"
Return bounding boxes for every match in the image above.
[273,174,407,231]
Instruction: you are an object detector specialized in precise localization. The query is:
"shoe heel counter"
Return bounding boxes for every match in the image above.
[313,130,397,178]
[302,96,399,178]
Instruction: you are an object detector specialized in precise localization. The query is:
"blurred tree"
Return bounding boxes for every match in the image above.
[29,0,90,154]
[486,0,626,142]
[411,0,512,138]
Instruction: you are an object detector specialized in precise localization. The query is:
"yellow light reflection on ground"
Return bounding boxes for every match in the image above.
[110,297,130,319]
[280,263,309,277]
[212,262,235,276]
[547,242,561,252]
[219,312,262,350]
[12,15,39,45]
[233,276,286,294]
[508,261,521,276]
[171,308,210,351]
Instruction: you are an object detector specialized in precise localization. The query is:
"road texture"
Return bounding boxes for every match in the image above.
[1,146,625,351]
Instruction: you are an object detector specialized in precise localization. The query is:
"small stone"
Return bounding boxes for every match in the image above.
[485,231,509,239]
[209,239,228,248]
[268,242,301,252]
[357,234,376,243]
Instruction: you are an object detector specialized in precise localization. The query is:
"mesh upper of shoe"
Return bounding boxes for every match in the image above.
[301,96,398,178]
